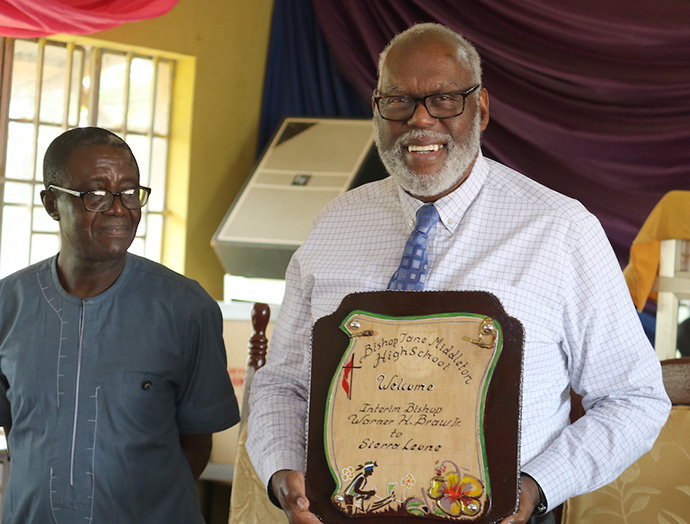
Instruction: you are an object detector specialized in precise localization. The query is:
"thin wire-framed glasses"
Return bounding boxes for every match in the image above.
[48,184,151,212]
[374,84,481,121]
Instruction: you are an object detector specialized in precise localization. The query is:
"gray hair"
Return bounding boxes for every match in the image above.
[43,127,137,188]
[376,23,482,89]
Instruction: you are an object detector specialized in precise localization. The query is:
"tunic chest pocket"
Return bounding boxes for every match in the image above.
[121,371,175,430]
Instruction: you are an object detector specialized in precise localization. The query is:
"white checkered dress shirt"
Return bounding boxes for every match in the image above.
[247,152,670,510]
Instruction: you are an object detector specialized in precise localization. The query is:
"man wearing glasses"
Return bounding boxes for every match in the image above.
[0,127,239,523]
[246,23,669,524]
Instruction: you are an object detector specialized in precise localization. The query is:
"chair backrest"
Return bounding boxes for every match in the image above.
[561,357,690,523]
[236,302,270,429]
[661,357,690,404]
[228,303,288,524]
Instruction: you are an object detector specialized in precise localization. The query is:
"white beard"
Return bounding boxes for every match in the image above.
[373,115,481,199]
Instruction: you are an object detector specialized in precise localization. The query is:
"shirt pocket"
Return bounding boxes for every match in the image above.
[457,278,562,346]
[119,371,175,432]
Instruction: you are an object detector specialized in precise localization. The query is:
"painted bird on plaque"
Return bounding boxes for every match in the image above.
[306,291,524,524]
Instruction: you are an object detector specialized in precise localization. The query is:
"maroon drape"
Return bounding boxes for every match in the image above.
[312,1,690,262]
[0,0,179,37]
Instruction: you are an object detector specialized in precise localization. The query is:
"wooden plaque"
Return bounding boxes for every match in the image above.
[306,291,524,523]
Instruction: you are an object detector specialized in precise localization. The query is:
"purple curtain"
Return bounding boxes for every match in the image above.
[311,1,690,263]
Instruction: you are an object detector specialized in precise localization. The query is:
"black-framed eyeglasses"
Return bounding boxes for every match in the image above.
[373,84,481,121]
[48,184,151,212]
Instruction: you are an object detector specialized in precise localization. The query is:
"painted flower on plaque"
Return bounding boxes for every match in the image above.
[434,460,448,476]
[428,472,484,517]
[401,473,416,487]
[342,466,355,481]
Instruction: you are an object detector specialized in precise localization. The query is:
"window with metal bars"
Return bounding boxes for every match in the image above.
[0,37,174,278]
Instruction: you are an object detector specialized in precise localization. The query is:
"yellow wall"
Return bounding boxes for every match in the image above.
[85,0,274,298]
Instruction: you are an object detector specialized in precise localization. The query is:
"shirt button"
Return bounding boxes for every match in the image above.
[141,381,152,390]
[408,219,415,227]
[448,219,455,225]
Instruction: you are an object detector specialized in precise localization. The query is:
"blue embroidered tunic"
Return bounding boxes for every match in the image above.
[0,254,239,523]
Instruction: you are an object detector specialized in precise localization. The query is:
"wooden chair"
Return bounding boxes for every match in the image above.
[622,190,690,359]
[228,303,288,524]
[561,357,690,523]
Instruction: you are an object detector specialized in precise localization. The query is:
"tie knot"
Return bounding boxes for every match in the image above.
[415,204,440,234]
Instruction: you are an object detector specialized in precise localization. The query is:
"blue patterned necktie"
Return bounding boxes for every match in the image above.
[388,204,440,291]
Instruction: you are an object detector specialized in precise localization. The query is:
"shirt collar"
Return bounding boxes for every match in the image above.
[49,252,134,304]
[395,151,489,233]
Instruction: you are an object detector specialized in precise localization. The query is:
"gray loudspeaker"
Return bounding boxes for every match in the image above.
[212,117,388,280]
